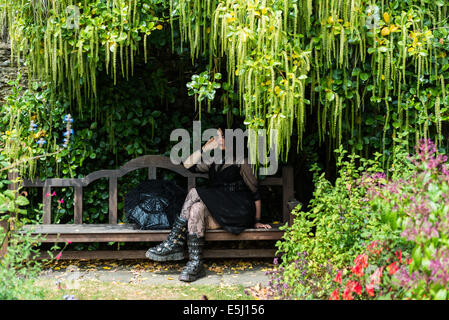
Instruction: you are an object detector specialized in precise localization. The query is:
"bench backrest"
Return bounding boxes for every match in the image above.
[9,155,294,225]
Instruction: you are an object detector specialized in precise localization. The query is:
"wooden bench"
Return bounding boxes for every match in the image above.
[9,155,296,259]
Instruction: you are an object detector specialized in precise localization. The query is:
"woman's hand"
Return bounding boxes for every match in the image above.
[255,222,272,229]
[203,136,219,152]
[203,128,223,152]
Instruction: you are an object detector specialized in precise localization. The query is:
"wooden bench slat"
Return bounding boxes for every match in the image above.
[20,224,284,242]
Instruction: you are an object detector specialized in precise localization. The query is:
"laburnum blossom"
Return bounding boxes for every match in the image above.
[387,261,399,275]
[330,289,340,300]
[334,270,343,284]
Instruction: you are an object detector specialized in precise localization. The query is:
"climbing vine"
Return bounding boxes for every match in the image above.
[171,0,449,163]
[1,0,162,115]
[2,0,449,165]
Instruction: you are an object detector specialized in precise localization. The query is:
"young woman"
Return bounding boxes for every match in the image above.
[146,127,271,282]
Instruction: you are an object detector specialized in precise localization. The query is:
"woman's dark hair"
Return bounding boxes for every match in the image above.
[216,120,249,163]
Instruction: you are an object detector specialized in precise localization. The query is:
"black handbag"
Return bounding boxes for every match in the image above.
[124,180,187,230]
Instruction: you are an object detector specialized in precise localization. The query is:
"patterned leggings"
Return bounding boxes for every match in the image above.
[179,187,218,237]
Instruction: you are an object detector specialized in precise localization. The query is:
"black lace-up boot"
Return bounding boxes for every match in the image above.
[145,216,187,261]
[179,233,206,282]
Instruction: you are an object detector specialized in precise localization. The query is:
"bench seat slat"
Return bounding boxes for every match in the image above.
[21,224,284,242]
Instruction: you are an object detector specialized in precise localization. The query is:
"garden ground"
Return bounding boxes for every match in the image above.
[34,258,274,300]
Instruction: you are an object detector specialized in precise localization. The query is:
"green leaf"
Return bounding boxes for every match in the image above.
[15,196,29,206]
[360,73,370,81]
[326,92,335,102]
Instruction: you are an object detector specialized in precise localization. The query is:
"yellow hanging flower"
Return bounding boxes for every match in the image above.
[274,86,281,95]
[156,25,163,30]
[389,25,399,33]
[262,8,267,15]
[383,12,391,24]
[381,27,391,37]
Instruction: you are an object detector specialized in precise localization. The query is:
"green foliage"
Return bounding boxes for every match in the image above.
[274,147,385,298]
[1,0,165,111]
[186,71,222,118]
[0,224,46,300]
[170,0,449,163]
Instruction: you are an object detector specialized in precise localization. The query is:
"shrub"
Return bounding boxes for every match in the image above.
[273,147,388,299]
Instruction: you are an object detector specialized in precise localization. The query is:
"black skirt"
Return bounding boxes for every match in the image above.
[191,163,256,235]
[196,185,256,235]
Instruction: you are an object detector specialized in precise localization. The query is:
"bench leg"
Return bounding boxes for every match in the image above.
[0,220,8,258]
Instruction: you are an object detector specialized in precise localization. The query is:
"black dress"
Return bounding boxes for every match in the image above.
[188,160,261,235]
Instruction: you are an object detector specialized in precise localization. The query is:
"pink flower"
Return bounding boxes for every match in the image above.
[52,191,56,196]
[67,240,72,244]
[45,193,50,197]
[60,199,64,204]
[55,252,62,260]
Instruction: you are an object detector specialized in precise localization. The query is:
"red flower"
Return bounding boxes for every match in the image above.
[343,286,353,300]
[351,263,364,277]
[351,254,369,276]
[370,266,383,285]
[330,289,340,300]
[366,283,375,297]
[396,250,402,263]
[387,261,399,275]
[351,281,362,295]
[334,270,343,284]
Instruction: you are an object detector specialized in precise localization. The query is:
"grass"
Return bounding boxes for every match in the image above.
[34,279,253,300]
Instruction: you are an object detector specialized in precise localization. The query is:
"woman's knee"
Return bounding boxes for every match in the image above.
[189,202,206,218]
[188,187,198,196]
